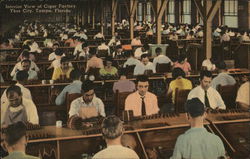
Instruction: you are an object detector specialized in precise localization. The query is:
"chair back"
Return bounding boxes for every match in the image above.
[174,88,191,113]
[97,50,109,58]
[114,90,133,117]
[156,63,172,73]
[66,93,82,113]
[217,84,238,109]
[125,65,136,78]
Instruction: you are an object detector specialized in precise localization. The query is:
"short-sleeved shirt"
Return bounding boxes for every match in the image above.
[52,67,73,80]
[169,78,192,103]
[93,145,139,159]
[171,127,225,159]
[99,67,118,76]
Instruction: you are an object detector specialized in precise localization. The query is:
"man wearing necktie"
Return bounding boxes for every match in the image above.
[125,75,159,116]
[188,70,226,110]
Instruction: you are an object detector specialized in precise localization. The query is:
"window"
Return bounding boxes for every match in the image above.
[137,3,143,22]
[146,2,151,22]
[224,0,238,28]
[181,0,191,24]
[166,0,175,23]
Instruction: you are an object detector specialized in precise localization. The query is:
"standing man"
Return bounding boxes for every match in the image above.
[125,75,159,116]
[188,70,226,110]
[93,115,139,159]
[171,98,225,159]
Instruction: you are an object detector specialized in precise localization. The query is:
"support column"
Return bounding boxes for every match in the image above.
[112,0,118,36]
[101,0,104,34]
[130,0,138,40]
[156,0,168,44]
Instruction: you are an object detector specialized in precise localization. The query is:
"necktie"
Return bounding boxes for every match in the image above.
[204,90,210,108]
[141,96,146,116]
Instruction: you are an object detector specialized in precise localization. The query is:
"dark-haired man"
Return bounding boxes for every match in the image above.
[171,98,225,159]
[52,57,73,80]
[13,60,38,81]
[93,115,139,159]
[133,54,155,76]
[69,80,105,119]
[55,70,82,105]
[125,75,159,116]
[2,122,39,159]
[1,71,32,105]
[153,47,172,67]
[188,70,226,109]
[1,85,39,127]
[211,61,236,89]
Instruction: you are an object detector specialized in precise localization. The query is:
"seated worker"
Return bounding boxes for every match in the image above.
[113,71,136,93]
[97,39,110,55]
[85,49,104,73]
[99,57,118,77]
[188,70,226,110]
[134,44,149,59]
[167,68,192,104]
[211,61,236,90]
[93,115,139,159]
[125,75,159,116]
[55,69,82,106]
[52,57,74,81]
[48,43,65,61]
[236,81,250,111]
[173,54,191,75]
[112,45,125,58]
[171,98,225,159]
[131,34,142,46]
[69,80,106,119]
[123,51,140,68]
[2,122,39,159]
[1,71,33,105]
[153,47,172,67]
[10,52,39,78]
[1,85,39,127]
[47,48,65,70]
[133,54,156,76]
[13,59,38,81]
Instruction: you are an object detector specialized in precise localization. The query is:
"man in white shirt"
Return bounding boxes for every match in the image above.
[1,85,39,127]
[13,60,38,81]
[97,40,110,55]
[134,54,156,76]
[93,115,139,159]
[69,80,106,119]
[131,35,142,46]
[211,61,236,89]
[202,58,216,71]
[1,71,32,105]
[94,32,105,40]
[10,54,40,77]
[236,81,250,111]
[153,47,172,67]
[73,38,85,56]
[134,44,149,59]
[188,70,226,110]
[48,43,60,61]
[125,75,159,116]
[123,51,140,68]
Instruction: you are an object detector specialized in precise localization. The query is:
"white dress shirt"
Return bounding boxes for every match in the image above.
[153,54,172,67]
[133,62,156,75]
[98,44,110,54]
[1,83,32,105]
[134,47,148,59]
[1,97,39,125]
[202,59,216,71]
[73,43,83,56]
[13,70,38,81]
[29,42,42,53]
[10,61,40,77]
[187,85,226,109]
[123,57,140,68]
[48,52,65,61]
[69,96,106,118]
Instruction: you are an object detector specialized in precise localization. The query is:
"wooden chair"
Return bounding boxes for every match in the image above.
[66,93,82,113]
[124,65,136,78]
[174,88,191,113]
[156,63,172,73]
[217,84,238,109]
[87,67,101,80]
[114,90,133,117]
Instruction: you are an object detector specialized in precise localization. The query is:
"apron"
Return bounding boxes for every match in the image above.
[3,105,28,126]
